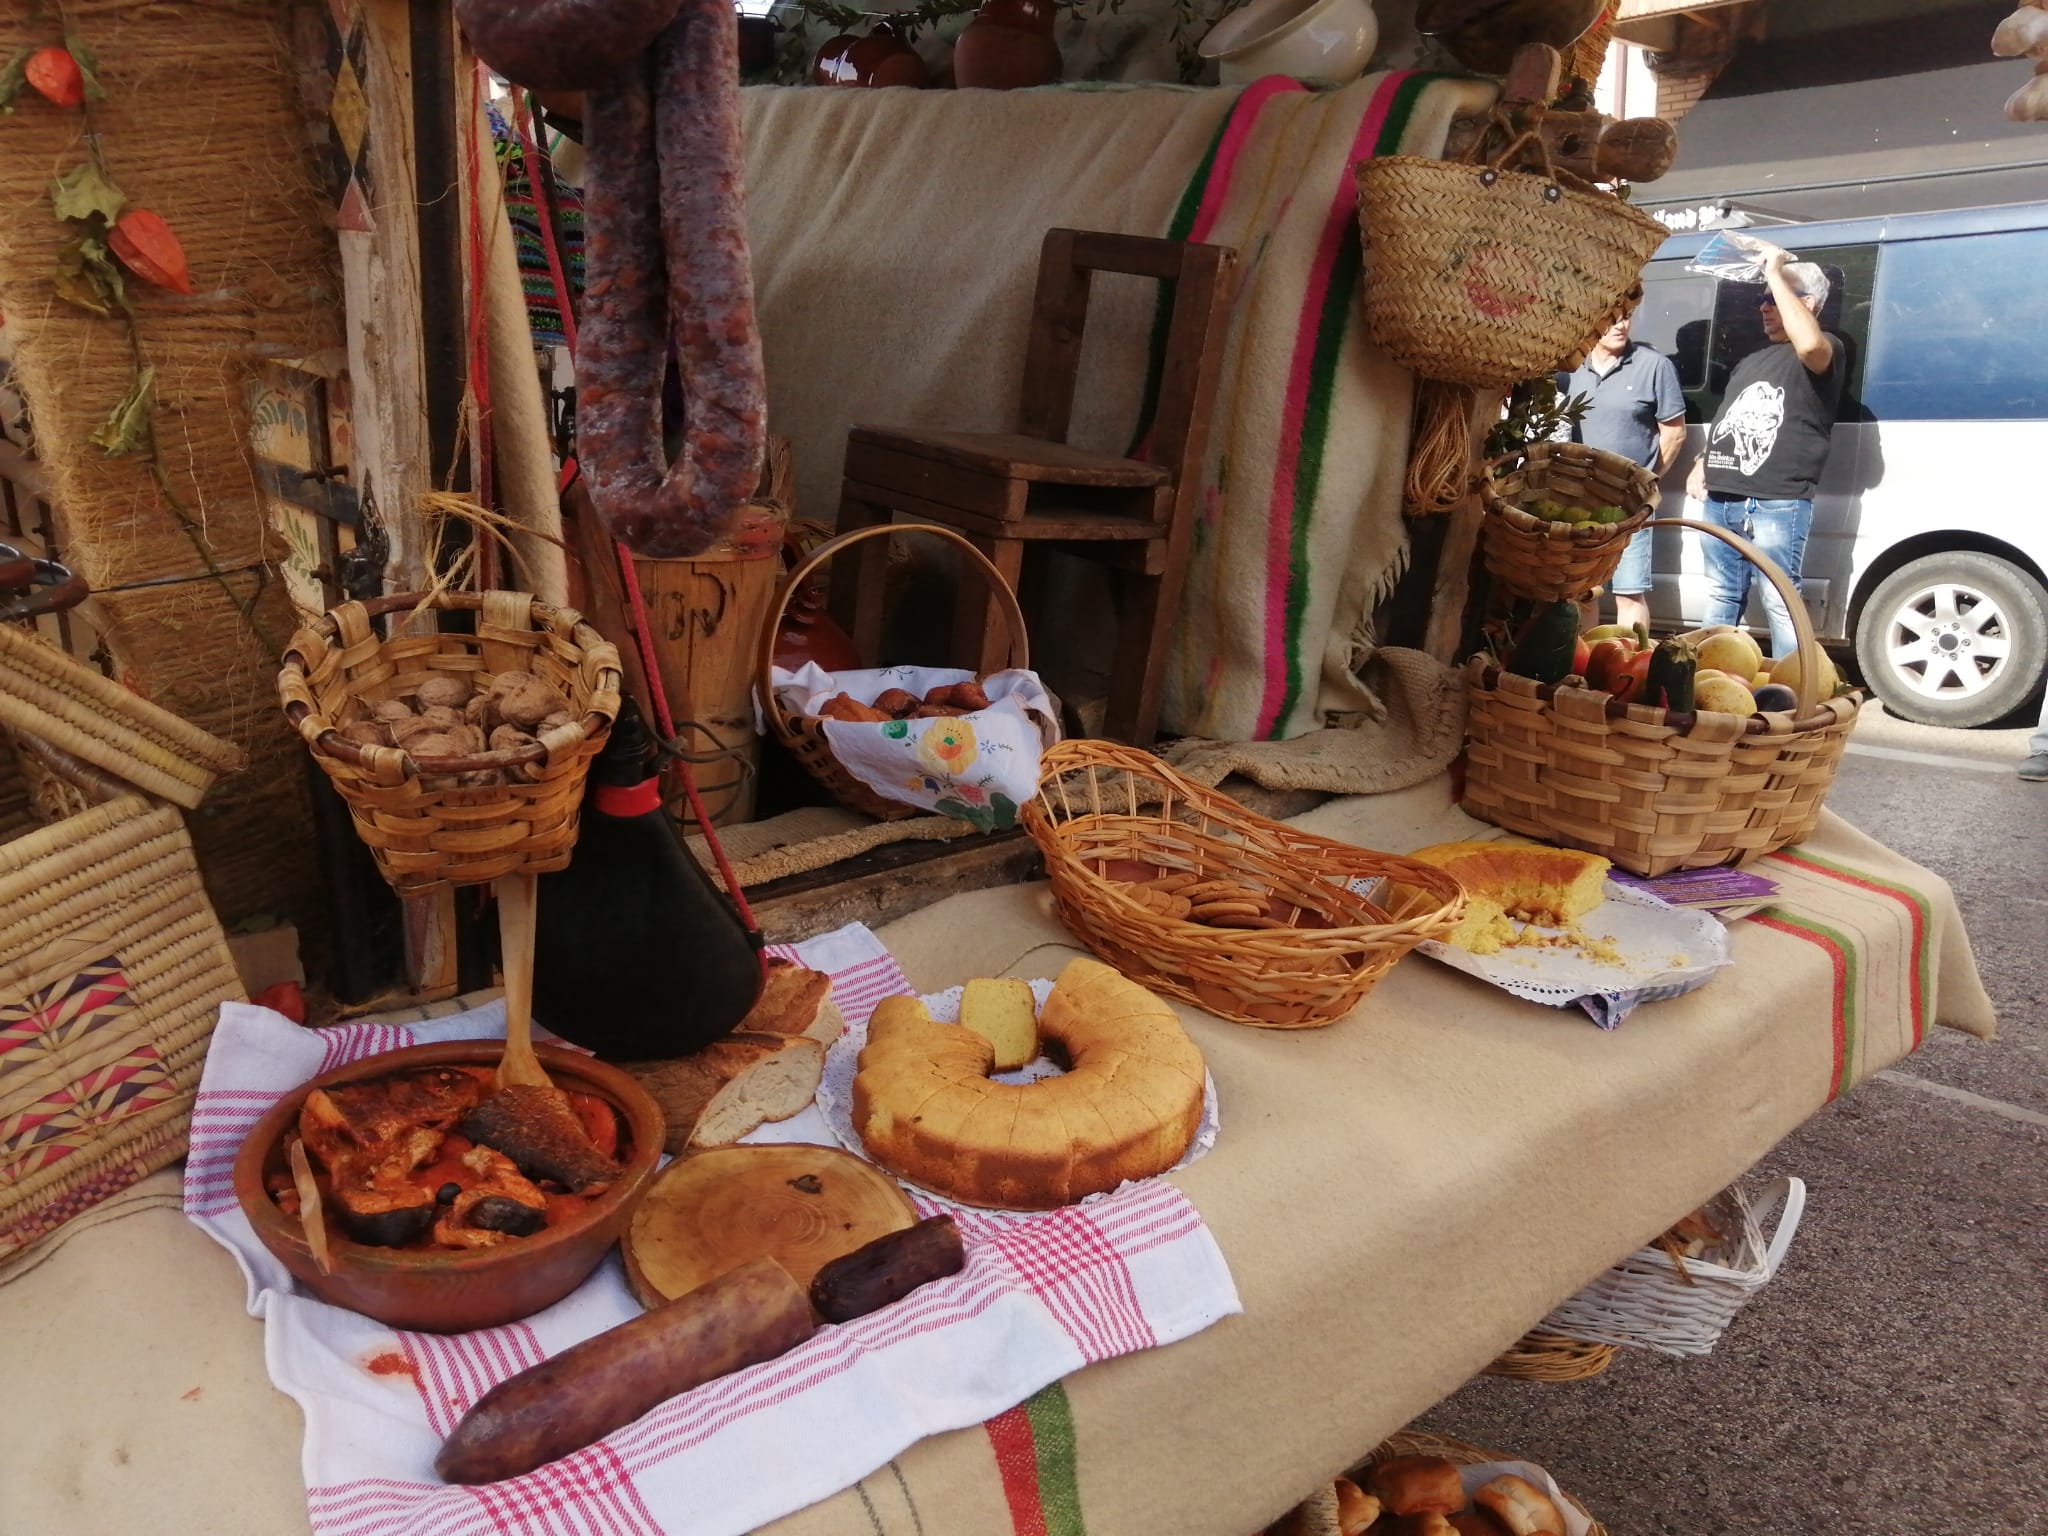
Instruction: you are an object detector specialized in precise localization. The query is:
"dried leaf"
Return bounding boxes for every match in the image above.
[51,161,125,225]
[90,367,155,457]
[64,33,106,102]
[52,236,125,316]
[0,49,30,112]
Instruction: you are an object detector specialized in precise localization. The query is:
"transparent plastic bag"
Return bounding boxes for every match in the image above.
[1686,230,1792,284]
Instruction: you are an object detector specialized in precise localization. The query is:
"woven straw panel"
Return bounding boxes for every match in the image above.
[1462,662,1859,876]
[0,0,341,931]
[0,794,244,1260]
[1480,442,1662,603]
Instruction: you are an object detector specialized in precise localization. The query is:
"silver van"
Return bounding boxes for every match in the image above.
[1624,201,2048,728]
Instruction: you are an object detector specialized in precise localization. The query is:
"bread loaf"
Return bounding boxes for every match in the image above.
[1369,1457,1465,1518]
[1472,1476,1563,1536]
[623,1037,825,1153]
[739,959,844,1047]
[1335,1476,1382,1535]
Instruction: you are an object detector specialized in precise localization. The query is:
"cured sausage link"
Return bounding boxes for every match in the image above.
[577,58,671,543]
[647,0,767,559]
[809,1216,966,1323]
[455,0,680,92]
[434,1256,815,1484]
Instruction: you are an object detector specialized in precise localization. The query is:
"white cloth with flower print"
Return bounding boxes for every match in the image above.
[770,663,1061,829]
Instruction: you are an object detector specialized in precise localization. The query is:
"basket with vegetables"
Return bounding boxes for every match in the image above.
[1461,520,1861,876]
[1480,439,1662,604]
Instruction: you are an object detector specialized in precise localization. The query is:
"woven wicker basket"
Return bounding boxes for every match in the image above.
[1021,740,1464,1028]
[1540,1177,1806,1357]
[0,682,244,1262]
[1480,442,1662,603]
[1356,116,1670,390]
[277,589,622,897]
[1484,1329,1617,1382]
[757,523,1028,822]
[1463,519,1859,876]
[1269,1430,1609,1536]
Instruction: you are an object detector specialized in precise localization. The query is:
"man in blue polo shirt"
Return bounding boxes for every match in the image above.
[1556,310,1686,633]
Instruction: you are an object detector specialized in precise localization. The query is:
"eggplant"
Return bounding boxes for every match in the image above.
[468,1195,548,1236]
[333,1180,438,1247]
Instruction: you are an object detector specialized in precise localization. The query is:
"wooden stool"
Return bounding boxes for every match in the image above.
[831,227,1238,745]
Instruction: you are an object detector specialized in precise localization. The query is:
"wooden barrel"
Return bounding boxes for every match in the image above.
[631,498,788,831]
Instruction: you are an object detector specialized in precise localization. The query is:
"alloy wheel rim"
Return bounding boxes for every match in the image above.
[1882,582,2012,701]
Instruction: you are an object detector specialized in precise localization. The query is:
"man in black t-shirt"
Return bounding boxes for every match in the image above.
[1684,243,1844,657]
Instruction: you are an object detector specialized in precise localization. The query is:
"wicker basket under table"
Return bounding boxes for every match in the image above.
[1484,1329,1617,1382]
[1022,740,1464,1028]
[1463,519,1860,876]
[1269,1429,1609,1536]
[1480,441,1661,604]
[0,633,243,1262]
[277,589,622,897]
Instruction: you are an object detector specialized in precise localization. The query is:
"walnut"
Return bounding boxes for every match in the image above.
[371,699,416,725]
[414,674,474,712]
[487,669,568,730]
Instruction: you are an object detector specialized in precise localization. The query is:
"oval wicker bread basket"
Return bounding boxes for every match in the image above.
[1463,519,1860,877]
[1354,116,1670,390]
[757,522,1029,822]
[1021,740,1465,1028]
[1484,1329,1617,1382]
[1359,1431,1609,1536]
[277,589,622,897]
[1480,441,1663,603]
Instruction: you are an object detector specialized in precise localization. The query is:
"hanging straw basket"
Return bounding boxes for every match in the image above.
[1565,7,1616,90]
[1463,520,1859,877]
[1355,114,1670,390]
[1021,740,1465,1028]
[1540,1177,1807,1357]
[1480,441,1662,603]
[277,589,622,897]
[757,523,1029,822]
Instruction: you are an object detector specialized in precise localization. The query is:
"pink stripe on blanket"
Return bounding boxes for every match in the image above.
[1254,71,1415,739]
[1188,75,1308,244]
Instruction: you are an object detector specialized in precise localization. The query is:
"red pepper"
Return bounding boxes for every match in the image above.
[1585,637,1636,692]
[1572,635,1591,679]
[25,47,84,108]
[1608,648,1657,704]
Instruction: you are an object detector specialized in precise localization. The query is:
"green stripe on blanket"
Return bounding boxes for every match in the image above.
[986,1383,1084,1535]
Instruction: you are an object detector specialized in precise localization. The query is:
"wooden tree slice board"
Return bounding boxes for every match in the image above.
[623,1143,917,1309]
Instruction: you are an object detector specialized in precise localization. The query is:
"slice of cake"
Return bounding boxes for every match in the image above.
[959,977,1039,1071]
[1408,840,1611,950]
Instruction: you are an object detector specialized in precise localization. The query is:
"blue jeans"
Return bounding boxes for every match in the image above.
[1609,525,1653,597]
[1701,495,1812,658]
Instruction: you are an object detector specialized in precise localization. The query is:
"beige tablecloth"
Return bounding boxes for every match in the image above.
[0,779,1994,1536]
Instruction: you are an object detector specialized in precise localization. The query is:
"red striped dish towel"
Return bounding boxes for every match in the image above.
[182,922,1240,1536]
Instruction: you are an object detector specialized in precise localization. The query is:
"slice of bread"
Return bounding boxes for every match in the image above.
[738,958,844,1047]
[959,977,1039,1071]
[621,1036,826,1152]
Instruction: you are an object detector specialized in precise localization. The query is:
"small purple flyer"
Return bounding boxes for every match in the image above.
[1608,867,1781,910]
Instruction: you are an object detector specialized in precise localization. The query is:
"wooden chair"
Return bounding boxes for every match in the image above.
[830,227,1239,745]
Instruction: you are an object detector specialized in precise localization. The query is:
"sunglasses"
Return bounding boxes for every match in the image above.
[1758,296,1778,309]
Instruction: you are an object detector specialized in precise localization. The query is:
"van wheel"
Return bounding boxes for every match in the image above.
[1853,551,2048,728]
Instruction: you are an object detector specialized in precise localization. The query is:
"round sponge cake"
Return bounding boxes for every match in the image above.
[1407,839,1610,953]
[852,957,1205,1209]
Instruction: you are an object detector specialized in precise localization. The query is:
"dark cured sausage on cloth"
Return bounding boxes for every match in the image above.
[808,1215,966,1323]
[644,0,767,559]
[434,1256,815,1484]
[576,60,672,544]
[455,0,680,92]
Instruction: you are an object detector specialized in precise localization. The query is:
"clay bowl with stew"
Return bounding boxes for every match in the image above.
[232,1041,665,1333]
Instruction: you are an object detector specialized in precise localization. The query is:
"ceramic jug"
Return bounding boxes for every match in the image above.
[812,18,930,86]
[953,0,1062,89]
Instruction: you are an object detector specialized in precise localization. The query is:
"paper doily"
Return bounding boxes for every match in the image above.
[1417,881,1730,1008]
[814,978,1220,1220]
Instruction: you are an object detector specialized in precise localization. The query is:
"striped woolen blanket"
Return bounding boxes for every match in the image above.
[741,73,1494,743]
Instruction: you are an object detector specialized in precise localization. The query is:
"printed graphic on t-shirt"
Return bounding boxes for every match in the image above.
[1710,381,1786,476]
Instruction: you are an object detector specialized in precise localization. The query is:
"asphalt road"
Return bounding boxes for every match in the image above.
[1417,703,2048,1534]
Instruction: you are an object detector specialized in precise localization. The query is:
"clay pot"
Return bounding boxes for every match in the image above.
[232,1041,666,1333]
[953,0,1062,89]
[812,19,930,87]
